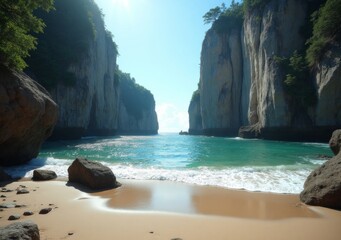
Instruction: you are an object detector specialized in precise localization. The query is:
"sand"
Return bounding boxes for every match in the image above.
[1,179,341,240]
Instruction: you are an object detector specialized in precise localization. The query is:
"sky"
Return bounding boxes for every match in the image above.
[94,0,233,132]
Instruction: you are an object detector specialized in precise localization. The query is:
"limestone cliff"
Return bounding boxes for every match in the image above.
[117,71,158,135]
[188,90,202,135]
[190,0,341,142]
[28,0,119,139]
[199,28,243,136]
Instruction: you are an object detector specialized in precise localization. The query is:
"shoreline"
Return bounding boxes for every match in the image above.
[1,179,341,239]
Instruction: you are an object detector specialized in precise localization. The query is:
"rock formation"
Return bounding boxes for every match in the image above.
[0,221,40,240]
[117,71,158,135]
[32,170,57,181]
[189,0,341,142]
[68,158,120,190]
[300,130,341,209]
[0,65,58,166]
[27,0,119,140]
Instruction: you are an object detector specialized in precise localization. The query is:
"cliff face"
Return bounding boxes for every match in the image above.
[190,0,341,142]
[200,28,243,136]
[188,91,202,135]
[117,71,158,135]
[118,104,158,135]
[49,3,119,139]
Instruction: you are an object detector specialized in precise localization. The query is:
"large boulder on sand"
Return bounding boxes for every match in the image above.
[0,221,40,240]
[68,158,120,190]
[32,170,57,181]
[0,65,58,166]
[329,129,341,156]
[300,130,341,209]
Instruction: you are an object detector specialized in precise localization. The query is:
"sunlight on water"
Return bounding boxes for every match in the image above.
[5,133,332,194]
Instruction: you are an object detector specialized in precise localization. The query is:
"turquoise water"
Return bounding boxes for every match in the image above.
[6,133,332,193]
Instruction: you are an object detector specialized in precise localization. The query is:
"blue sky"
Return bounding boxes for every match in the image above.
[94,0,233,132]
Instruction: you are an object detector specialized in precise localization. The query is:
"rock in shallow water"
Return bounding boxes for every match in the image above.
[300,147,341,209]
[68,158,121,190]
[329,129,341,156]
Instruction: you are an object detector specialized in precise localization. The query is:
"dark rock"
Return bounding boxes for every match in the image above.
[32,170,57,181]
[39,207,52,214]
[0,195,6,198]
[68,158,121,190]
[0,167,12,181]
[1,188,13,192]
[0,65,58,166]
[17,189,29,194]
[300,153,341,209]
[15,204,27,208]
[0,221,40,240]
[0,202,16,208]
[23,211,34,216]
[8,214,21,220]
[329,129,341,155]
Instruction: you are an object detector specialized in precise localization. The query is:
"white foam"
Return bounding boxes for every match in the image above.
[4,157,314,194]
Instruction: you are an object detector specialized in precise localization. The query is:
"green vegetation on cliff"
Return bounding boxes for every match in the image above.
[203,1,243,34]
[26,0,99,89]
[0,0,54,70]
[306,0,341,66]
[117,69,155,120]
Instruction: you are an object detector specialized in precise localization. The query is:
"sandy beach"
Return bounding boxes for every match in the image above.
[1,179,341,240]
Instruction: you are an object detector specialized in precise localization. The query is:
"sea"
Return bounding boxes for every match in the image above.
[5,133,332,194]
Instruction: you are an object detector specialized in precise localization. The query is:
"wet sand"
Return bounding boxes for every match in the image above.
[1,179,341,240]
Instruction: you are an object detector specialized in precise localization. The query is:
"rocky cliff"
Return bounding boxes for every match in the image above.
[189,0,341,142]
[27,0,119,139]
[117,71,158,135]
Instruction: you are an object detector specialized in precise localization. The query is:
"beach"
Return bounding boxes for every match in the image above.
[1,179,341,240]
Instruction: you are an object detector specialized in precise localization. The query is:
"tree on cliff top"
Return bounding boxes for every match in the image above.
[203,1,244,34]
[0,0,54,70]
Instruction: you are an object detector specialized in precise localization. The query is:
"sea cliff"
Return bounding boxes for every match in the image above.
[189,0,341,142]
[27,0,158,139]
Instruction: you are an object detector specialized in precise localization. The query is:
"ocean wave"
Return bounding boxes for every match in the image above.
[4,157,313,194]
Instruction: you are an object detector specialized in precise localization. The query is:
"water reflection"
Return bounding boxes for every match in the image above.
[92,180,319,219]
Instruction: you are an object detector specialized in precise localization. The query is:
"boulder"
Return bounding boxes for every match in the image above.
[0,65,58,166]
[32,170,57,181]
[329,129,341,155]
[300,153,341,209]
[0,167,11,181]
[0,221,40,240]
[68,158,120,190]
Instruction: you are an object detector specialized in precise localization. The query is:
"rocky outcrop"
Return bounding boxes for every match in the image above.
[329,129,341,155]
[68,158,120,190]
[117,72,158,135]
[314,43,341,128]
[300,130,341,209]
[0,221,40,240]
[189,0,341,141]
[32,170,57,181]
[188,91,202,135]
[0,65,58,166]
[118,103,158,135]
[50,4,119,139]
[199,28,243,136]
